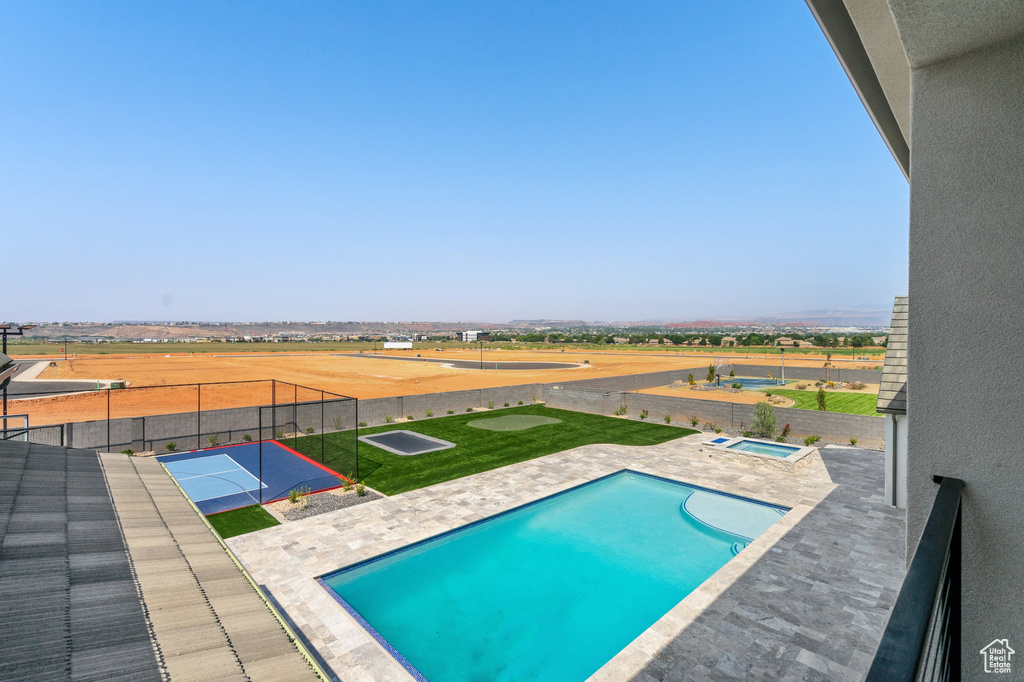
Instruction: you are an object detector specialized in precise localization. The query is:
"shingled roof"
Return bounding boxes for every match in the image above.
[877,296,907,414]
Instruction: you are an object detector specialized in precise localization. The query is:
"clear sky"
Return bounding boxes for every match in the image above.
[1,1,908,323]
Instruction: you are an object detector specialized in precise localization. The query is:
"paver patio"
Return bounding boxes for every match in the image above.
[227,433,906,681]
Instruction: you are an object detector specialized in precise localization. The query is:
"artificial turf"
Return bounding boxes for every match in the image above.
[206,504,281,538]
[296,404,696,496]
[766,389,882,416]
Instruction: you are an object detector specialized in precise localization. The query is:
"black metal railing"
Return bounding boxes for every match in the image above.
[0,422,66,447]
[866,476,962,682]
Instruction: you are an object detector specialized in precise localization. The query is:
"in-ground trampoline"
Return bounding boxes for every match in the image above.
[358,430,456,456]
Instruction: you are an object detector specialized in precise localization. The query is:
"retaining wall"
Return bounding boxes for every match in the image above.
[544,386,884,447]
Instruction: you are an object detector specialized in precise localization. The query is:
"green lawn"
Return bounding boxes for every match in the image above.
[766,389,882,416]
[294,405,695,496]
[206,505,281,538]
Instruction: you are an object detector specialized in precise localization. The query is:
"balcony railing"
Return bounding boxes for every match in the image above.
[866,475,963,682]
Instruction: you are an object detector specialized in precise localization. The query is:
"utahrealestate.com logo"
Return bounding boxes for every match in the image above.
[980,639,1014,674]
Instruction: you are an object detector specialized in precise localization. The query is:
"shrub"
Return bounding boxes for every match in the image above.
[752,401,778,439]
[731,382,743,389]
[207,434,219,447]
[729,369,735,377]
[826,381,836,388]
[639,409,649,420]
[288,485,310,504]
[487,400,494,409]
[776,435,787,442]
[165,441,177,451]
[517,400,523,405]
[687,373,695,384]
[613,405,627,416]
[407,416,414,420]
[765,391,773,397]
[803,435,821,446]
[332,417,343,431]
[782,423,791,438]
[275,429,284,439]
[706,363,715,383]
[690,415,699,427]
[742,431,752,437]
[663,414,671,424]
[713,426,723,434]
[504,402,509,407]
[702,421,715,430]
[795,384,807,390]
[358,421,367,427]
[466,407,473,412]
[384,415,394,423]
[122,449,134,455]
[242,434,253,442]
[850,437,858,446]
[848,382,866,390]
[305,427,315,434]
[816,387,827,411]
[447,410,454,415]
[425,408,433,417]
[356,482,366,497]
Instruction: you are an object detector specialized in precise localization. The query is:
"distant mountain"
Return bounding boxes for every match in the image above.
[756,308,892,327]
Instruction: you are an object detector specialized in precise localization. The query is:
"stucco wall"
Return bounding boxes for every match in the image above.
[908,33,1024,673]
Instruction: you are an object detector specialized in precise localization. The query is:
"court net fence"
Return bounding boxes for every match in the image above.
[5,380,361,480]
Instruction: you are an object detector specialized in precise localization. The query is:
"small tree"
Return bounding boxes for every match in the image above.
[817,386,827,411]
[752,401,777,439]
[706,363,715,383]
[687,373,695,384]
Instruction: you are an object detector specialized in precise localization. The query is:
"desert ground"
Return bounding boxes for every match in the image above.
[10,348,881,425]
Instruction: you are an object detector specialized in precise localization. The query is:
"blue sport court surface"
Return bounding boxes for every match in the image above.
[158,440,344,514]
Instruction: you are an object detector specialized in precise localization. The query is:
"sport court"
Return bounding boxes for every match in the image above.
[158,440,344,514]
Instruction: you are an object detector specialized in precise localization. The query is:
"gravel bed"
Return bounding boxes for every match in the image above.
[280,488,384,521]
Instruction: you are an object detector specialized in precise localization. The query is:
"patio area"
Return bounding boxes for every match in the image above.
[227,433,906,681]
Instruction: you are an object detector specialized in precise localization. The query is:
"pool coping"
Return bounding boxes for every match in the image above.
[312,468,792,680]
[701,436,819,473]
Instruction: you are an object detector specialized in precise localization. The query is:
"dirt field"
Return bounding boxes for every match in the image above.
[11,349,881,426]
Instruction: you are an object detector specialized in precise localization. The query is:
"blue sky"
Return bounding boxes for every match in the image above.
[1,1,908,323]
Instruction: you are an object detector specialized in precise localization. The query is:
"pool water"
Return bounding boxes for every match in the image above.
[321,471,786,681]
[718,376,785,389]
[726,439,801,457]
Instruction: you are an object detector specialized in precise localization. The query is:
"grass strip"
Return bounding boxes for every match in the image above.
[296,404,695,496]
[207,504,281,538]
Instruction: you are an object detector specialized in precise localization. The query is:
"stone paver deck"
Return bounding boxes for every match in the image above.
[102,453,322,682]
[227,434,906,681]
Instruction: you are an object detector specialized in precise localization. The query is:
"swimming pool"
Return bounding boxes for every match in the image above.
[319,470,787,681]
[717,376,785,390]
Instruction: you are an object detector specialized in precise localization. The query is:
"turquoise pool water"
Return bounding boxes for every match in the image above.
[320,471,787,681]
[726,439,801,457]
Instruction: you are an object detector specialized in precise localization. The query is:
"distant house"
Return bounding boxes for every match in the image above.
[774,337,797,347]
[612,337,628,344]
[721,336,736,347]
[794,340,814,348]
[877,296,908,509]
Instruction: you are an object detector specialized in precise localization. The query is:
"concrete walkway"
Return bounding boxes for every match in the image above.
[102,453,321,682]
